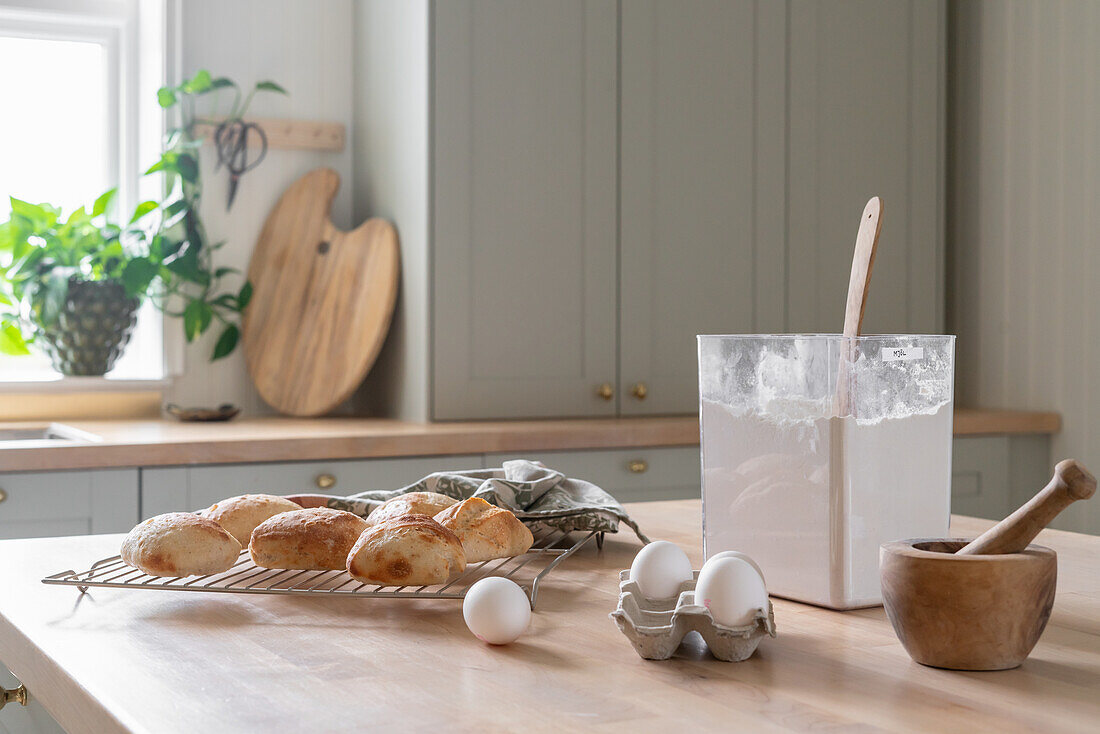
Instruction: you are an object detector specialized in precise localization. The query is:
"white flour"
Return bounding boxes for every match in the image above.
[701,398,952,608]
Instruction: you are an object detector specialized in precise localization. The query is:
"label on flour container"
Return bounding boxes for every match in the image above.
[882,346,924,362]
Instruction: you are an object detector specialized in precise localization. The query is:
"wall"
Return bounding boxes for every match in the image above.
[350,0,431,421]
[164,0,354,414]
[949,0,1099,532]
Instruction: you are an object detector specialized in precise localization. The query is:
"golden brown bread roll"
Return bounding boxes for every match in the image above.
[121,513,242,577]
[366,491,458,526]
[433,497,534,563]
[201,494,302,545]
[346,514,466,586]
[249,508,368,570]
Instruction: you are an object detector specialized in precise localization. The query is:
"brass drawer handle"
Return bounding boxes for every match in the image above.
[597,383,614,401]
[631,382,648,400]
[0,682,27,711]
[0,488,6,504]
[628,459,648,474]
[315,473,337,490]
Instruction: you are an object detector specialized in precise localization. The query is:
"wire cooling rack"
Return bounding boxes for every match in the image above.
[42,528,602,609]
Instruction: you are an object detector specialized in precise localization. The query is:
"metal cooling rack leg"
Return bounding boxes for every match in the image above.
[528,530,598,609]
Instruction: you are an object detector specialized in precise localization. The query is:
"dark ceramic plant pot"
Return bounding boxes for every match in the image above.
[38,279,139,376]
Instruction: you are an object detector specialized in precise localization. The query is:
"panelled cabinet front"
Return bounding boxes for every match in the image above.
[426,0,943,420]
[786,0,945,335]
[619,0,786,415]
[0,469,137,541]
[432,0,619,419]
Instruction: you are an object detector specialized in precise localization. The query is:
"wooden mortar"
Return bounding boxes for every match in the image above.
[880,460,1095,671]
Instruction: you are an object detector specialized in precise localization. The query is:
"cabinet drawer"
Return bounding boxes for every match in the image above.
[950,436,1011,521]
[485,447,700,503]
[0,470,138,540]
[0,667,65,734]
[141,455,483,517]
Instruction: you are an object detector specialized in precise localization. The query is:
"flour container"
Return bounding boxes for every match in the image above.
[698,334,955,609]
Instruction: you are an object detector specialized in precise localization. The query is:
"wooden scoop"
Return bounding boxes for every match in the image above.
[956,459,1096,555]
[834,197,884,416]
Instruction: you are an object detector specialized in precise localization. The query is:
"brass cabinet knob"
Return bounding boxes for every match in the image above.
[628,459,648,474]
[314,473,337,490]
[0,682,27,711]
[596,383,614,401]
[0,488,6,504]
[631,382,648,400]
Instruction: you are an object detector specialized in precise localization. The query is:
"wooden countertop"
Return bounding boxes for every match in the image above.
[0,408,1061,472]
[0,501,1096,733]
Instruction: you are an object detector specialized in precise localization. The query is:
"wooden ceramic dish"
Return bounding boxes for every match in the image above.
[880,538,1056,671]
[164,403,241,422]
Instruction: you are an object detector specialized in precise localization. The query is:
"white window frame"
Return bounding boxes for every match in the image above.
[0,0,177,392]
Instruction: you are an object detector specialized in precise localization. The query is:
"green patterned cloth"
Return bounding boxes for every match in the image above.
[323,459,650,543]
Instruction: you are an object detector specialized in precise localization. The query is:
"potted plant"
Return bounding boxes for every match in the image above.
[0,70,284,376]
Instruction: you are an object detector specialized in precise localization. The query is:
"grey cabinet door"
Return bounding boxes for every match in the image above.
[950,436,1011,521]
[0,667,65,734]
[619,0,787,415]
[432,0,618,419]
[787,0,945,334]
[0,469,138,540]
[141,455,483,517]
[485,447,700,504]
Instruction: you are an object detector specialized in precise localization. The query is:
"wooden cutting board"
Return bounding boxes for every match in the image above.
[242,168,399,416]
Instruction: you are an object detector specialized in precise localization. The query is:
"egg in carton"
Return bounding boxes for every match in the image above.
[609,570,776,661]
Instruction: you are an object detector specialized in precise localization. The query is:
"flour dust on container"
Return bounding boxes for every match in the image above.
[698,334,955,609]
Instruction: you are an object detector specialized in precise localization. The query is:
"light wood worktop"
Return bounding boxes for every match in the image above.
[0,500,1095,733]
[0,407,1061,472]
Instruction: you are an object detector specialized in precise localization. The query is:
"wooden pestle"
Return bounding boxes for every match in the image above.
[956,460,1096,555]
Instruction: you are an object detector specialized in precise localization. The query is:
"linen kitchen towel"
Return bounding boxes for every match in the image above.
[323,460,651,543]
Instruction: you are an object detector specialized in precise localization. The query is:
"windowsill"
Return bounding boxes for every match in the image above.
[0,376,171,394]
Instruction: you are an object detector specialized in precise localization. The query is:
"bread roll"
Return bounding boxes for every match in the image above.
[121,513,242,577]
[347,514,466,586]
[249,508,368,570]
[201,494,302,545]
[366,491,458,526]
[433,497,534,563]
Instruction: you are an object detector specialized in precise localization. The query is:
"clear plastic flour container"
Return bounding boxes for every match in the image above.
[698,334,955,609]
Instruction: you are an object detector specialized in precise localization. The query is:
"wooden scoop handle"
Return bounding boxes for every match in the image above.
[956,459,1096,555]
[834,197,883,416]
[842,197,884,339]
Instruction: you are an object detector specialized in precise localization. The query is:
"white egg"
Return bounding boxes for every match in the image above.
[629,540,694,599]
[695,556,769,628]
[463,577,531,645]
[705,550,766,585]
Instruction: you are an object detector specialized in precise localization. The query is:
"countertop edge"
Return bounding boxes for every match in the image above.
[0,408,1060,473]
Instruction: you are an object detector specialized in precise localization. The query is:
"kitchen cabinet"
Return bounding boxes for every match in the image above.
[431,0,618,420]
[356,0,945,420]
[786,0,945,335]
[0,470,137,541]
[950,436,1010,521]
[140,454,482,517]
[485,447,700,503]
[1,668,63,734]
[950,434,1053,527]
[620,0,944,414]
[618,0,787,415]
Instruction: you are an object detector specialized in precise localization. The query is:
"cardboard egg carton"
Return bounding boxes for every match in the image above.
[609,570,776,662]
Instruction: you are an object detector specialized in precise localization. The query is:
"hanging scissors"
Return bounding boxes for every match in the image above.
[213,119,268,210]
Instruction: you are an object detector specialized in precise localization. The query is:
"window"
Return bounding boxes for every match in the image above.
[0,0,167,384]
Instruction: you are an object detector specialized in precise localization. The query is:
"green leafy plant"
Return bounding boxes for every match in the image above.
[0,191,127,356]
[0,70,286,364]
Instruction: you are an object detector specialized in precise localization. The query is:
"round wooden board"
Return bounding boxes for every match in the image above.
[242,168,399,416]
